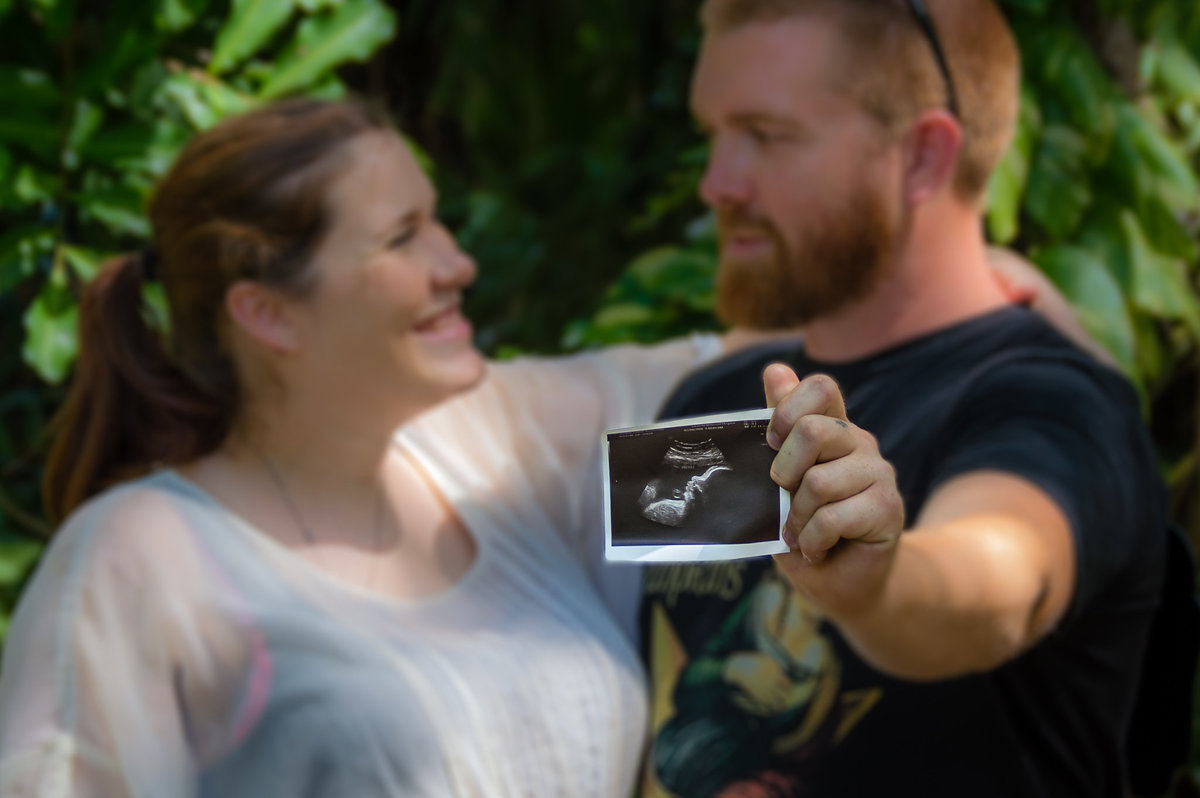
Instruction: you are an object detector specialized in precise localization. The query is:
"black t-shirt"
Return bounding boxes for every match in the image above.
[639,307,1166,798]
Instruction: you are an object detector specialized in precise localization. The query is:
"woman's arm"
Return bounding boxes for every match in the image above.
[986,246,1119,369]
[0,490,198,797]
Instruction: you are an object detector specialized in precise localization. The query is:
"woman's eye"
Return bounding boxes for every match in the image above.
[388,228,416,249]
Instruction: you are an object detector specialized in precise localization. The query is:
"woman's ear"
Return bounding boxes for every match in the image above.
[903,110,963,204]
[224,280,300,354]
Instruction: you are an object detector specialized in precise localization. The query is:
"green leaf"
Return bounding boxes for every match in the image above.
[109,117,193,179]
[210,0,297,75]
[61,98,105,170]
[1153,39,1200,105]
[22,280,79,384]
[160,71,225,131]
[77,187,150,238]
[626,246,716,299]
[13,164,58,204]
[143,282,171,334]
[1119,104,1199,209]
[150,72,255,142]
[591,302,657,329]
[0,226,55,292]
[60,244,106,282]
[129,59,171,112]
[1137,193,1200,262]
[0,541,44,587]
[156,0,207,33]
[1045,35,1114,143]
[1121,211,1200,342]
[80,123,158,165]
[258,0,398,100]
[197,77,256,119]
[31,0,78,42]
[1103,103,1147,202]
[0,110,61,159]
[1131,312,1168,391]
[301,74,348,101]
[1024,125,1092,238]
[986,87,1040,244]
[1178,99,1200,151]
[1076,201,1133,291]
[1033,244,1139,379]
[75,25,159,97]
[0,68,59,113]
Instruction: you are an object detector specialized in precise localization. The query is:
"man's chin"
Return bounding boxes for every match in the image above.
[715,296,811,330]
[715,269,813,329]
[715,315,802,333]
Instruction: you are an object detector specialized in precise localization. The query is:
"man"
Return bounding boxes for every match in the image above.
[639,1,1166,796]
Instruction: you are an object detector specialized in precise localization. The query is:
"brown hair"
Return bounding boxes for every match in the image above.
[700,0,1020,199]
[43,98,392,524]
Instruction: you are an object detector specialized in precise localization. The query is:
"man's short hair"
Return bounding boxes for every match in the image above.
[700,0,1020,200]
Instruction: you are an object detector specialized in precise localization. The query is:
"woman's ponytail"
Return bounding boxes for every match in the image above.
[41,253,231,524]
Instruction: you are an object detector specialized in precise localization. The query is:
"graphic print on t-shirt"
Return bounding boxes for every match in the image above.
[642,561,881,798]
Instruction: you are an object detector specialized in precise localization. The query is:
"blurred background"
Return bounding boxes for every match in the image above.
[0,0,1198,791]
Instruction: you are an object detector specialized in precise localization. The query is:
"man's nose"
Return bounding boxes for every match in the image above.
[699,143,753,208]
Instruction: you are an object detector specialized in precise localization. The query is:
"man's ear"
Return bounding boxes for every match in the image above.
[224,280,300,354]
[903,110,962,204]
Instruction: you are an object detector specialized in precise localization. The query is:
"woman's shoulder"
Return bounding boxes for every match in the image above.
[48,471,212,582]
[3,473,222,669]
[62,470,192,530]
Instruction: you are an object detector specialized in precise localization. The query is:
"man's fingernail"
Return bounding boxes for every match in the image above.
[767,429,781,449]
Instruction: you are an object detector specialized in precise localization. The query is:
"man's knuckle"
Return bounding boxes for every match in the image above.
[795,414,825,442]
[803,465,835,498]
[809,374,839,403]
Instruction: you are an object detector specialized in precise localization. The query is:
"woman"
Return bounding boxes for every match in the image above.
[0,98,734,796]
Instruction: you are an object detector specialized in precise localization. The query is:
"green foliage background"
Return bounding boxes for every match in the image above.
[1,0,1199,792]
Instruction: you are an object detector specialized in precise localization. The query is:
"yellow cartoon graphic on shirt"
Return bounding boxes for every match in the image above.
[643,565,881,798]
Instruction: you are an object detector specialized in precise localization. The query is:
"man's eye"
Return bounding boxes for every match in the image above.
[749,128,776,145]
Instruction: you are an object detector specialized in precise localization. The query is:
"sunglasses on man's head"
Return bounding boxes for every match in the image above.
[904,0,960,117]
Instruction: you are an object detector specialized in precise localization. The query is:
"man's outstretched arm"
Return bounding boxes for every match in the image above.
[763,364,1075,681]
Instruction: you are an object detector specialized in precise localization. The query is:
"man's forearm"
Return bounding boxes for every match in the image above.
[824,471,1075,681]
[830,518,1052,681]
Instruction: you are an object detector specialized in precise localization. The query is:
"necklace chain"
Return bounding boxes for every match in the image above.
[245,440,385,585]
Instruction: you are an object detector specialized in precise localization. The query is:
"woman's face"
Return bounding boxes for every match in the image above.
[288,131,485,419]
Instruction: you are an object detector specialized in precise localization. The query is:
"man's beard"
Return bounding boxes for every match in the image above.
[714,183,899,329]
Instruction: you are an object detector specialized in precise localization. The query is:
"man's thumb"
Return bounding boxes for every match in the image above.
[763,362,801,409]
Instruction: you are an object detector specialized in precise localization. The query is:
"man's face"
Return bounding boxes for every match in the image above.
[690,16,905,328]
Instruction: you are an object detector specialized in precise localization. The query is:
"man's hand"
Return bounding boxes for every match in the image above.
[763,364,905,619]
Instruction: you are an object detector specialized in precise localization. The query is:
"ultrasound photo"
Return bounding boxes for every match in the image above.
[603,409,789,562]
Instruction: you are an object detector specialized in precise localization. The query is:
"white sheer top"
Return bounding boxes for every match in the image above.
[0,336,722,798]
